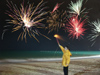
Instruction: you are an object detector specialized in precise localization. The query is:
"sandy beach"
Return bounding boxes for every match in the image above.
[0,58,100,75]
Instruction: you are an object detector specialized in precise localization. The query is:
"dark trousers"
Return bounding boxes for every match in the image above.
[63,66,68,75]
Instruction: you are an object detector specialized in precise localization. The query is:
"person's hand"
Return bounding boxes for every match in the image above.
[59,44,61,46]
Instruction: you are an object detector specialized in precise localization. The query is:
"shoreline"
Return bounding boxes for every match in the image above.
[0,55,100,63]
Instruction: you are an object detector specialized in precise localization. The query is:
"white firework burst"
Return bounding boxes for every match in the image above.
[68,0,86,16]
[89,19,100,42]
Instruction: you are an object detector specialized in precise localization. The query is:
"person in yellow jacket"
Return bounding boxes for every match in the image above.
[58,43,72,75]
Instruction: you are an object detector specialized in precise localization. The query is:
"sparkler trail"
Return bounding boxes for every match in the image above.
[3,0,51,42]
[65,16,86,39]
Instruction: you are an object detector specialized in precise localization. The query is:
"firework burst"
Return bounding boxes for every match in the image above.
[51,2,64,13]
[46,10,67,33]
[88,19,100,42]
[68,0,88,18]
[65,16,86,39]
[3,0,50,42]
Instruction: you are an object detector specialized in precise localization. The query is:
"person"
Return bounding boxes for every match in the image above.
[57,39,72,75]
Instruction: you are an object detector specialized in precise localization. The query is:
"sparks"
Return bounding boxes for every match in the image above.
[51,2,64,13]
[46,10,67,33]
[88,19,100,42]
[54,34,59,38]
[3,0,51,42]
[65,17,86,39]
[68,0,86,16]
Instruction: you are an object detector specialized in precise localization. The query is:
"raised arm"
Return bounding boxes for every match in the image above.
[56,38,65,53]
[58,44,65,53]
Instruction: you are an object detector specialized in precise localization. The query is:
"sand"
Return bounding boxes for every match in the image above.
[0,58,100,75]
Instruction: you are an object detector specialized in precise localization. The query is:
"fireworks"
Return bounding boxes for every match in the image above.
[3,0,50,42]
[68,0,88,18]
[65,0,89,39]
[46,10,67,33]
[51,2,64,13]
[65,17,86,39]
[88,19,100,42]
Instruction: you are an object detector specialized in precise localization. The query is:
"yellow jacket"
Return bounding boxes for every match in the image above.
[59,45,72,67]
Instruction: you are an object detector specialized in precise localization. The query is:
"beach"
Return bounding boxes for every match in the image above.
[0,57,100,75]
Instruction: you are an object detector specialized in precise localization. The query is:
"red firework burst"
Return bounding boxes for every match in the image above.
[66,17,86,39]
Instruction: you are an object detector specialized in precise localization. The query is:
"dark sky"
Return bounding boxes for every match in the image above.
[0,0,100,51]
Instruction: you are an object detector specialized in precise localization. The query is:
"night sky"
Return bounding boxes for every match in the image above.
[0,0,100,51]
